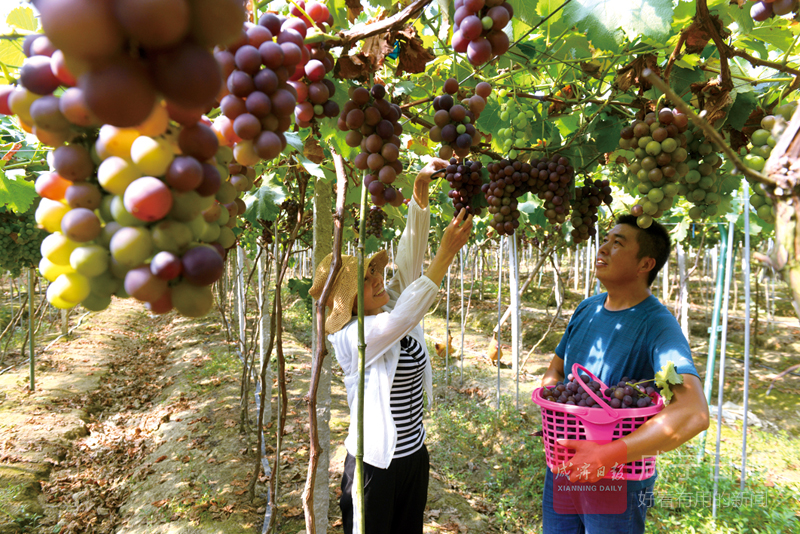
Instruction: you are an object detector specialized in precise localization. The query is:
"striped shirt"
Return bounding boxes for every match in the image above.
[390,335,427,458]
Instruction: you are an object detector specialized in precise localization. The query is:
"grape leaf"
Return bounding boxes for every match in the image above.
[722,91,757,132]
[296,154,325,180]
[0,168,37,213]
[0,38,24,70]
[561,0,673,53]
[283,131,304,153]
[243,178,286,225]
[654,361,684,402]
[515,0,539,27]
[7,6,37,31]
[593,117,625,153]
[669,66,705,99]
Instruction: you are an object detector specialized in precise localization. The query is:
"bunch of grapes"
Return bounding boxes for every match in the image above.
[570,179,612,244]
[338,84,406,207]
[34,118,249,318]
[494,97,540,159]
[529,154,575,226]
[484,159,528,235]
[280,2,340,127]
[678,127,725,221]
[428,79,491,160]
[365,207,386,239]
[744,101,797,224]
[452,0,513,66]
[444,158,486,215]
[281,198,301,231]
[258,219,274,245]
[750,0,799,21]
[541,373,657,409]
[214,7,335,165]
[0,206,47,278]
[618,108,690,228]
[5,0,245,134]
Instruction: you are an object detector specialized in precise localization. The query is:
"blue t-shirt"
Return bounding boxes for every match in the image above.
[554,293,699,491]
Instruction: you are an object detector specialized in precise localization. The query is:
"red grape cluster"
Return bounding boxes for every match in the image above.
[365,207,386,239]
[528,154,575,227]
[452,0,513,66]
[14,0,245,131]
[428,78,491,160]
[214,6,336,165]
[280,198,301,231]
[258,219,275,245]
[283,2,340,127]
[483,159,526,235]
[619,108,690,228]
[541,373,657,409]
[750,0,798,20]
[444,158,486,216]
[570,179,612,244]
[338,84,406,207]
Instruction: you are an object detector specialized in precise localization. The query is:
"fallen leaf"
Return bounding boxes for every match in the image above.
[283,506,303,518]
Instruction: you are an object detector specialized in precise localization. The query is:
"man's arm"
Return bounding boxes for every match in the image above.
[542,355,565,387]
[554,374,709,483]
[620,373,709,459]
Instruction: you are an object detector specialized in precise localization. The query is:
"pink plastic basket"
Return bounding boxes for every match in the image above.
[531,363,664,480]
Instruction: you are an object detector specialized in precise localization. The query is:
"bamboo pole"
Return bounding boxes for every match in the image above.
[28,268,34,392]
[354,177,368,534]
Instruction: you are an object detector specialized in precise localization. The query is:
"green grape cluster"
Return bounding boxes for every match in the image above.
[678,127,724,221]
[744,101,798,224]
[0,206,46,277]
[495,95,538,160]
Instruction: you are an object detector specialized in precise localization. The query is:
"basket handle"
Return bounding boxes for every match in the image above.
[572,363,617,418]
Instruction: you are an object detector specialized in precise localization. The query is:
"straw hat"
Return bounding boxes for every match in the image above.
[309,250,389,334]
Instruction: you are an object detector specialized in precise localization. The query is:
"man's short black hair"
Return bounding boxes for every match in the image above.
[616,214,671,286]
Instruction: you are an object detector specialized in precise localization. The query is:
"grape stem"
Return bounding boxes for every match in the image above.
[642,69,776,188]
[0,59,15,84]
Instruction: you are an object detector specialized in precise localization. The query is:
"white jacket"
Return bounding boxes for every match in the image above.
[328,198,438,469]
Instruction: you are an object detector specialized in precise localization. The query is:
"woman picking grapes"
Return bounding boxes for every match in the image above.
[309,158,473,534]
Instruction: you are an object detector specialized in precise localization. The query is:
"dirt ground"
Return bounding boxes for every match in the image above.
[1,284,799,534]
[0,297,502,534]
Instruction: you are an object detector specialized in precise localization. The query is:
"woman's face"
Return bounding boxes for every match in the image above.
[353,262,389,315]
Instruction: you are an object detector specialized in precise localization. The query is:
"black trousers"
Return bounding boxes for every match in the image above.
[340,445,429,534]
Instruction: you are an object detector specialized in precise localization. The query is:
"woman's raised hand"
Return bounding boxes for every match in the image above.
[440,208,473,256]
[425,208,473,287]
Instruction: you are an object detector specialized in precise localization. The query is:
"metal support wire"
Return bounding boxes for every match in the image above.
[713,222,735,518]
[741,180,752,492]
[496,236,504,411]
[460,248,465,386]
[445,262,451,386]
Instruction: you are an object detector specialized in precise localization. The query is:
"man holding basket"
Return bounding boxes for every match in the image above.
[540,214,710,534]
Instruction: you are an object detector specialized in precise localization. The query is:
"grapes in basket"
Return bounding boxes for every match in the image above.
[540,373,658,409]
